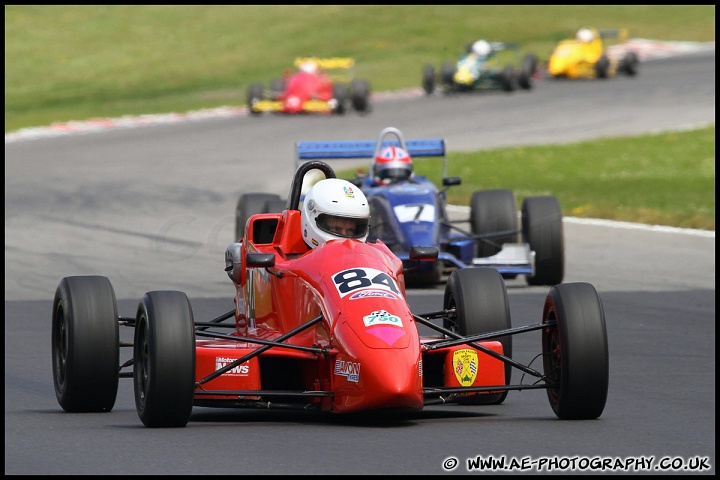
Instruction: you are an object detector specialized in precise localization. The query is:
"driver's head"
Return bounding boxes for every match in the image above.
[298,60,318,74]
[373,146,413,185]
[576,28,594,43]
[301,178,370,248]
[471,40,493,58]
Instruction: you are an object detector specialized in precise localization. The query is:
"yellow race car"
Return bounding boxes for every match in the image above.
[546,27,639,79]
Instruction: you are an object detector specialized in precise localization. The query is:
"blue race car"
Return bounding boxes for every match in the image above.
[235,127,564,287]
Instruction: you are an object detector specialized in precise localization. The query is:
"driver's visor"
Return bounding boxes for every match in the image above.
[317,214,368,238]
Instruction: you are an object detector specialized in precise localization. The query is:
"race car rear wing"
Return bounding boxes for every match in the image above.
[294,56,356,83]
[489,41,520,52]
[295,127,448,178]
[598,28,628,41]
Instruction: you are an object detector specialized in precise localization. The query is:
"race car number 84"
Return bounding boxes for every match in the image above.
[333,268,400,297]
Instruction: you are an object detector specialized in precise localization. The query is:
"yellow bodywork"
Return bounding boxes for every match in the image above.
[547,28,626,79]
[453,64,476,86]
[294,56,355,83]
[250,99,332,114]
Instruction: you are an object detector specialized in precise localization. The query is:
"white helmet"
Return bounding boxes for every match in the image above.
[576,28,594,43]
[299,61,318,74]
[301,178,370,248]
[471,40,492,57]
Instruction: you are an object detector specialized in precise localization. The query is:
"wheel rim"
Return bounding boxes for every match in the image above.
[53,305,68,391]
[135,316,150,409]
[443,293,459,334]
[543,319,561,403]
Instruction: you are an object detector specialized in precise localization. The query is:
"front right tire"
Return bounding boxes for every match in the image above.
[52,276,119,413]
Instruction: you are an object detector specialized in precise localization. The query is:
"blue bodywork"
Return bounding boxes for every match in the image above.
[294,128,536,285]
[358,177,474,269]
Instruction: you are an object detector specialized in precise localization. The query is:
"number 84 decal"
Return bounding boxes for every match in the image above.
[333,268,401,298]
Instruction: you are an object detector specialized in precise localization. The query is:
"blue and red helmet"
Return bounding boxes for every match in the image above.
[373,146,413,185]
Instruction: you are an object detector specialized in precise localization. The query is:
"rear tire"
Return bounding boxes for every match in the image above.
[595,55,610,79]
[332,83,348,114]
[522,196,564,286]
[444,268,512,404]
[235,192,284,241]
[470,189,519,258]
[350,79,370,113]
[500,65,516,92]
[52,276,119,413]
[134,291,196,428]
[270,78,286,99]
[542,283,608,419]
[619,51,639,76]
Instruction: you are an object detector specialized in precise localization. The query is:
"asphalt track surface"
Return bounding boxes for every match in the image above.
[5,50,715,475]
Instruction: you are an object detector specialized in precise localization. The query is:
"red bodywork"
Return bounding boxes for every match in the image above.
[50,160,607,426]
[247,57,370,115]
[195,205,505,413]
[278,71,335,114]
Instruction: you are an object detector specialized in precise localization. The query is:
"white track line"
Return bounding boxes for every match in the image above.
[445,205,714,237]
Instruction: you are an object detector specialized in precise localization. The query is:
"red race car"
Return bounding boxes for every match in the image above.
[247,57,371,115]
[52,160,608,427]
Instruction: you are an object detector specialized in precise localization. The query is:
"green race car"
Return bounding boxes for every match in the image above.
[423,40,538,94]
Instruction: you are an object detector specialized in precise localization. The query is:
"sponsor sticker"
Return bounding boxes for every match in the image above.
[349,289,399,300]
[334,359,361,383]
[363,309,403,328]
[216,357,250,376]
[453,349,479,386]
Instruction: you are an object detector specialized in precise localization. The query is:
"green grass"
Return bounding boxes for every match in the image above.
[339,126,716,231]
[5,6,715,231]
[5,5,716,132]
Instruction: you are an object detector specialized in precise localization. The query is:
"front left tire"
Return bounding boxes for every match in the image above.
[134,290,196,428]
[444,268,512,405]
[542,282,608,420]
